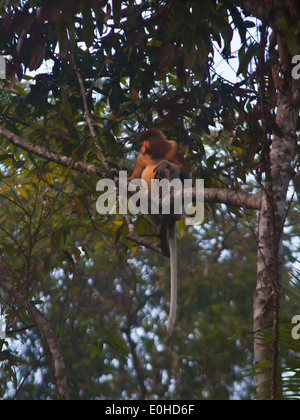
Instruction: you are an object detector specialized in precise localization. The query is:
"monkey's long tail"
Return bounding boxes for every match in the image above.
[167,221,177,334]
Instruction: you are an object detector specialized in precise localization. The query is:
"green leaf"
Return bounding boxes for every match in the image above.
[177,219,185,239]
[286,26,299,56]
[244,21,256,29]
[62,250,75,273]
[206,154,218,170]
[82,3,95,48]
[276,17,289,32]
[292,173,300,199]
[90,342,103,359]
[43,255,51,274]
[147,40,163,47]
[112,0,122,26]
[0,154,13,163]
[56,19,69,58]
[74,198,85,220]
[94,3,105,35]
[71,285,80,295]
[16,187,29,200]
[67,23,76,49]
[104,336,129,357]
[51,231,62,251]
[237,43,257,77]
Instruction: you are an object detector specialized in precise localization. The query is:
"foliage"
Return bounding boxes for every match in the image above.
[0,0,299,400]
[0,165,259,399]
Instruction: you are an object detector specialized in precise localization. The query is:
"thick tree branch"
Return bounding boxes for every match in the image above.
[126,233,163,255]
[203,187,261,210]
[0,278,68,400]
[0,125,105,178]
[0,126,261,211]
[124,214,162,255]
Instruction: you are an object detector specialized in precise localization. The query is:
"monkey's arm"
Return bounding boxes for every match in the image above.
[154,160,188,182]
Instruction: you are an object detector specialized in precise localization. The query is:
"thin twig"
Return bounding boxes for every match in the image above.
[69,45,109,171]
[0,125,105,177]
[124,214,162,255]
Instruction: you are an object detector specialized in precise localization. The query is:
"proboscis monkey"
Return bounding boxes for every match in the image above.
[131,128,189,333]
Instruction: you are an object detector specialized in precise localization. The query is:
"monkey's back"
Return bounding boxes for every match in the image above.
[141,163,160,190]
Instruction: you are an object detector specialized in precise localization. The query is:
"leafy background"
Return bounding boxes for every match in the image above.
[0,0,299,399]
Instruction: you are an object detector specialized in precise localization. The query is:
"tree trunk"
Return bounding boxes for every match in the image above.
[253,91,299,399]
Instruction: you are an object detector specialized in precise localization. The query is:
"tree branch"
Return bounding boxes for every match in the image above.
[0,126,261,211]
[123,327,147,400]
[126,233,163,255]
[0,278,68,400]
[203,187,261,210]
[69,47,109,171]
[228,0,288,21]
[0,125,105,178]
[124,214,162,255]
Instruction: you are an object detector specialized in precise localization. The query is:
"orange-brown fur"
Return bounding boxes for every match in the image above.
[131,129,188,186]
[131,129,188,334]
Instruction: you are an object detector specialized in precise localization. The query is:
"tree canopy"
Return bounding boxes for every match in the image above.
[0,0,299,400]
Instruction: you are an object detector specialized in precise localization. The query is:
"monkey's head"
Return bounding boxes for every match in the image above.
[138,129,167,155]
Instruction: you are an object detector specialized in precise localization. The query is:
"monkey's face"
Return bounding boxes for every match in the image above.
[139,129,164,156]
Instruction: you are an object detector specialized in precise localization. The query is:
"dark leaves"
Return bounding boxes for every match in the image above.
[28,26,46,71]
[112,0,122,27]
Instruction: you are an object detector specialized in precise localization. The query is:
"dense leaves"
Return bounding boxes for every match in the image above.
[0,0,280,178]
[0,0,299,400]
